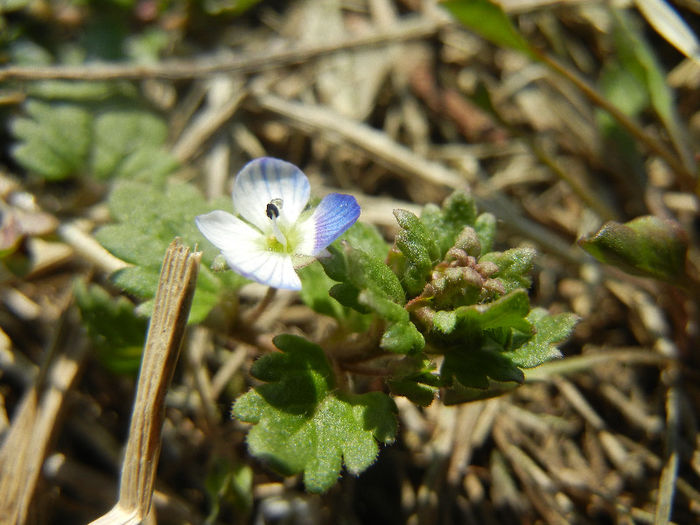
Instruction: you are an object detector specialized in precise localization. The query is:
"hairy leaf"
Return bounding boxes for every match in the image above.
[11,101,92,180]
[579,215,688,283]
[480,247,536,293]
[74,279,147,375]
[96,180,245,323]
[505,308,578,368]
[233,335,397,493]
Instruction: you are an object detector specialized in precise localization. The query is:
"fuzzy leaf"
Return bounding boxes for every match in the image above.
[74,279,147,375]
[505,308,578,368]
[380,321,425,354]
[298,261,371,331]
[323,242,423,353]
[480,247,536,293]
[392,209,439,296]
[10,98,178,182]
[441,346,525,391]
[579,215,688,283]
[92,109,170,180]
[232,335,397,493]
[432,289,532,338]
[420,191,478,257]
[96,180,245,323]
[11,101,92,180]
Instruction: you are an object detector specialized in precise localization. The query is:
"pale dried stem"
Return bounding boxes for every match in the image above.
[89,239,200,525]
[0,16,446,82]
[0,308,88,524]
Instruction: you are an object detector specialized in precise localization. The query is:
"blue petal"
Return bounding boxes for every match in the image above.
[307,193,361,255]
[232,157,310,231]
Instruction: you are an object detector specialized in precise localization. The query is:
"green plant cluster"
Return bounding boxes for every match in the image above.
[238,192,577,491]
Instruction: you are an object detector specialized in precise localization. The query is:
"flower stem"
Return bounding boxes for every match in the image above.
[242,287,277,325]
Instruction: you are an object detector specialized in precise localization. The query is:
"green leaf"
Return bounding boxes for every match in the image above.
[578,215,688,283]
[205,458,253,524]
[92,108,170,180]
[432,289,532,338]
[232,335,397,493]
[391,209,440,296]
[323,241,405,307]
[96,180,246,323]
[609,8,693,170]
[387,377,438,407]
[441,346,525,391]
[341,221,391,261]
[74,279,147,375]
[474,212,497,254]
[505,308,578,368]
[10,99,178,182]
[380,321,425,354]
[442,0,535,57]
[442,378,520,405]
[480,247,536,293]
[11,101,92,180]
[298,262,371,331]
[420,191,479,258]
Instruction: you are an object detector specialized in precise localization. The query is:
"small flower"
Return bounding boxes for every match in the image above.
[196,157,360,290]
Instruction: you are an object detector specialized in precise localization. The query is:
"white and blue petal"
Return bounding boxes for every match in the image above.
[232,157,310,231]
[296,193,360,256]
[195,209,301,290]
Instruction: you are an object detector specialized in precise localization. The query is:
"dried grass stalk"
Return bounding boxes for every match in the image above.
[90,239,201,525]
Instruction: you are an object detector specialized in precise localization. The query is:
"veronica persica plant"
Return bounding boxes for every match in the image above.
[196,157,360,290]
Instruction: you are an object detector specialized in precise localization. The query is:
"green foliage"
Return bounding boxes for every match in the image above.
[579,215,689,284]
[205,458,253,524]
[316,190,576,407]
[442,0,535,57]
[10,97,177,182]
[11,101,92,180]
[232,335,397,493]
[320,224,424,354]
[480,247,536,293]
[505,309,579,368]
[96,180,246,323]
[74,279,147,375]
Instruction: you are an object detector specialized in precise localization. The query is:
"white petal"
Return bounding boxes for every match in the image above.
[220,247,301,290]
[232,157,310,231]
[296,193,360,255]
[196,210,301,289]
[195,210,260,252]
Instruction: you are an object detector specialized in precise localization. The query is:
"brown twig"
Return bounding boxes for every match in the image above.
[0,16,447,82]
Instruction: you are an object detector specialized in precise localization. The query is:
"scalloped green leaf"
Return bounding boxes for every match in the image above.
[578,215,688,283]
[10,98,178,182]
[96,180,245,323]
[505,308,578,368]
[11,101,92,180]
[92,109,170,180]
[232,335,397,493]
[432,289,532,338]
